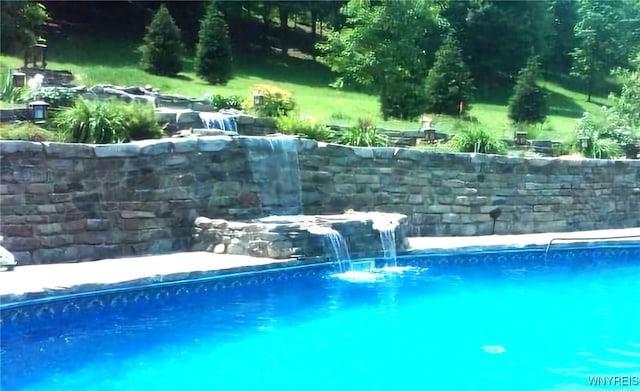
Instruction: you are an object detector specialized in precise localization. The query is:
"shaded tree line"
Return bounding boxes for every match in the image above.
[5,0,640,121]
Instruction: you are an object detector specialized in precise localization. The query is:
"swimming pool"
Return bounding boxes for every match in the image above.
[2,242,639,390]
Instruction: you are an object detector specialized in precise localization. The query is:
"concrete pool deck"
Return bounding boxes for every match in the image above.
[1,228,639,305]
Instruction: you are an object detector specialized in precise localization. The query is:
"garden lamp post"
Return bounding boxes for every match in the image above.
[28,100,49,122]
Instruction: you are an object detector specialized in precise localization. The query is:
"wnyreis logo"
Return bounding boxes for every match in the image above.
[588,376,640,387]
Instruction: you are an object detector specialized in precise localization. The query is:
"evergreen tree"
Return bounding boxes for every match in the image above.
[424,32,474,115]
[195,2,233,85]
[140,5,183,76]
[508,57,547,124]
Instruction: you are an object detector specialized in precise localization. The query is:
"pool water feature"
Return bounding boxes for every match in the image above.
[2,243,639,390]
[245,136,303,216]
[198,112,237,131]
[307,225,352,273]
[373,218,398,268]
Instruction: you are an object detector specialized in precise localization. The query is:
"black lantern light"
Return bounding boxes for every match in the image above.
[28,100,49,122]
[515,131,528,146]
[425,128,437,143]
[12,72,26,87]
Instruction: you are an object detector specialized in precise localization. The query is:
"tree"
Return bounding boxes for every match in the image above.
[318,0,440,119]
[508,57,547,124]
[544,0,579,74]
[443,1,553,89]
[570,0,634,102]
[424,32,474,115]
[140,5,183,76]
[195,2,233,84]
[0,1,48,54]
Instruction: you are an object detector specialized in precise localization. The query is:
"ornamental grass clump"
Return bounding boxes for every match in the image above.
[54,98,162,144]
[449,123,505,154]
[333,118,389,147]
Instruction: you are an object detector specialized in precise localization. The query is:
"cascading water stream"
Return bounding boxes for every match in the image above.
[307,226,352,273]
[246,136,303,216]
[199,112,237,131]
[373,219,398,268]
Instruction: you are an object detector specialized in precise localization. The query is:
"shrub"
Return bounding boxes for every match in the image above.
[54,98,162,144]
[574,111,627,159]
[55,98,126,144]
[508,57,547,124]
[449,123,505,154]
[24,86,77,109]
[276,114,333,142]
[208,94,243,110]
[140,5,183,76]
[246,84,296,118]
[380,74,427,121]
[121,103,163,141]
[333,118,389,147]
[195,2,233,84]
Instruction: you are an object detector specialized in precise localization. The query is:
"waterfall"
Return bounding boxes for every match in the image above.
[246,136,303,216]
[308,226,352,273]
[0,236,16,270]
[199,112,237,131]
[373,219,398,268]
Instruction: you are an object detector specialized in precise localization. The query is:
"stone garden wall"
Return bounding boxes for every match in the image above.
[1,137,639,265]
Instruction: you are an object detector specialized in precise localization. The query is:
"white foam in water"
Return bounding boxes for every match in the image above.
[331,271,385,283]
[379,266,414,274]
[331,266,422,283]
[482,345,506,354]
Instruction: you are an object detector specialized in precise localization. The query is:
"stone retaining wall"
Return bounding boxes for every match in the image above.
[1,137,639,265]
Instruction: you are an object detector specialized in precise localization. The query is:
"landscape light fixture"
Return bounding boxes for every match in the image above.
[425,128,437,143]
[515,131,528,146]
[253,91,264,106]
[12,72,26,87]
[28,100,49,122]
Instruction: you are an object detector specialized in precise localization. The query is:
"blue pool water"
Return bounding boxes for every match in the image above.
[2,245,640,391]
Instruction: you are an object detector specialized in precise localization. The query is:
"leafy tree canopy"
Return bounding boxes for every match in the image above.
[318,0,442,119]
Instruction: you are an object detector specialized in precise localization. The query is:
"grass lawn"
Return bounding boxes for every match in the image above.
[0,35,612,142]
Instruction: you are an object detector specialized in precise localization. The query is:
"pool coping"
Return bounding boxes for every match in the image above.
[1,227,639,307]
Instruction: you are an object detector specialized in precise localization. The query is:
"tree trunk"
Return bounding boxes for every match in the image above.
[279,6,289,56]
[587,72,593,103]
[261,5,271,53]
[311,10,317,60]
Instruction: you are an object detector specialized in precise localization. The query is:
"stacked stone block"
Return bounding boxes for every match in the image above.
[1,137,639,265]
